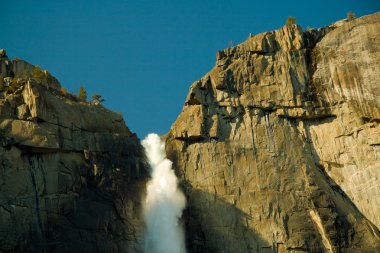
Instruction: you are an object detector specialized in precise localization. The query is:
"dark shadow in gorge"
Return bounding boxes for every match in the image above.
[179,181,275,253]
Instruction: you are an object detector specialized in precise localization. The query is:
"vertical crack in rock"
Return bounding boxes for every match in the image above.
[28,156,44,237]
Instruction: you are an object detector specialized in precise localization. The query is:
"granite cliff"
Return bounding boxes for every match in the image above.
[166,12,380,253]
[0,51,147,252]
[1,12,379,253]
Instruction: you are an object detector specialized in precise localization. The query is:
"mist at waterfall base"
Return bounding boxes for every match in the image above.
[142,133,187,253]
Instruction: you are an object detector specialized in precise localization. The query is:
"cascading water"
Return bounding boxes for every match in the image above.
[142,133,186,253]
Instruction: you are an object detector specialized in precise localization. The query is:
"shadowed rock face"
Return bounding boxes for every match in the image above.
[166,12,380,253]
[0,52,148,252]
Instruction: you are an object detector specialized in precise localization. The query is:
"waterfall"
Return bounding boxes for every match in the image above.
[142,133,186,253]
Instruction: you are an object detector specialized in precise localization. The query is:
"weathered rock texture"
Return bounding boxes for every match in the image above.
[0,52,147,252]
[166,13,380,253]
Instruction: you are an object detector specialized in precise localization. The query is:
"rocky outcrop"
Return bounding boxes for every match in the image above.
[0,52,147,252]
[0,50,61,91]
[166,12,380,253]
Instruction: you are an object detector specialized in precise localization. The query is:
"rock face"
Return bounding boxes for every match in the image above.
[0,52,147,252]
[166,13,380,253]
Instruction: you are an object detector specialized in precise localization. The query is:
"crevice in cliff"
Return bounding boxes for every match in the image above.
[249,115,257,155]
[27,155,45,242]
[303,26,336,49]
[17,143,81,154]
[34,116,124,135]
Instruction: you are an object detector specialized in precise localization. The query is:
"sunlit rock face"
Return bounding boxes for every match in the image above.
[0,54,148,252]
[166,12,380,253]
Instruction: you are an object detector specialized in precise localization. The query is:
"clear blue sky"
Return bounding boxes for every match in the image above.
[2,1,379,138]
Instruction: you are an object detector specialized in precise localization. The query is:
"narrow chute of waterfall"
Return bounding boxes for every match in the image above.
[142,133,186,253]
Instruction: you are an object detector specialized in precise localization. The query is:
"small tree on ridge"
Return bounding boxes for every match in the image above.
[286,16,296,25]
[78,85,87,101]
[347,11,356,21]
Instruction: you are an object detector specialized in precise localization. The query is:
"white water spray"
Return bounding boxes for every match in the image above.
[142,133,186,253]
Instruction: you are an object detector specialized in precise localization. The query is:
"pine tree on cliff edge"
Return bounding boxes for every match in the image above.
[78,85,87,102]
